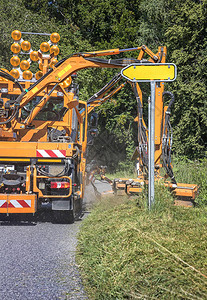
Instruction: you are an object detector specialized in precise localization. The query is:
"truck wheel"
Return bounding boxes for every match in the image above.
[53,210,74,224]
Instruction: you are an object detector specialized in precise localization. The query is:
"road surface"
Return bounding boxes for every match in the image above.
[0,181,111,300]
[0,213,88,299]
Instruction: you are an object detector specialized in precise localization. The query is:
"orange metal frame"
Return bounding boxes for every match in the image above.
[0,42,199,211]
[0,194,37,214]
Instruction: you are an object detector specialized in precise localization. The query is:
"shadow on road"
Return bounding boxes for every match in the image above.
[0,209,56,226]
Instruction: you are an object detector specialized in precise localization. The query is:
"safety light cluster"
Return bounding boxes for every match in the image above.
[50,182,70,189]
[9,30,61,81]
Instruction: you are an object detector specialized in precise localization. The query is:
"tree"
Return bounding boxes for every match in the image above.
[165,0,207,158]
[0,0,60,70]
[1,0,206,165]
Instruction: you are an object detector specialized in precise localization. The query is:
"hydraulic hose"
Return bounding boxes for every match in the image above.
[85,57,140,67]
[162,91,176,185]
[0,105,19,125]
[37,159,71,178]
[163,91,175,113]
[0,69,24,92]
[132,83,148,174]
[0,69,25,124]
[87,73,122,104]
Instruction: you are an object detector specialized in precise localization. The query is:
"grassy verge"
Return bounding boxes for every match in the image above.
[172,157,207,205]
[77,184,207,299]
[106,157,207,205]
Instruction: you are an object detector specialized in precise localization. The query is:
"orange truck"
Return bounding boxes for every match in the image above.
[0,30,159,222]
[0,30,198,222]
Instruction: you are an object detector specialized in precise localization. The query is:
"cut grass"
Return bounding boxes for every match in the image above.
[106,157,207,205]
[172,157,207,205]
[77,184,207,299]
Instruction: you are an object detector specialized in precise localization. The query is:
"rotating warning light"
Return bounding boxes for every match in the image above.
[30,51,39,61]
[10,69,20,79]
[20,60,30,70]
[23,70,33,80]
[11,30,21,41]
[35,71,43,80]
[49,58,58,69]
[21,40,31,51]
[50,32,60,43]
[50,45,59,56]
[40,42,50,52]
[11,43,21,54]
[10,56,20,67]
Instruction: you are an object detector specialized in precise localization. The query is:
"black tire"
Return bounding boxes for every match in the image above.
[53,210,74,224]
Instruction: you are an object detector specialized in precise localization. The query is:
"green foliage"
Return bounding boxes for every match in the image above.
[165,0,207,158]
[0,0,61,70]
[67,0,141,48]
[0,0,206,165]
[77,191,207,299]
[172,156,207,205]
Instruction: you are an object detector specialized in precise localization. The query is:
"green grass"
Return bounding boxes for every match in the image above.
[172,157,207,205]
[77,158,207,299]
[77,183,207,299]
[106,156,207,205]
[105,170,135,180]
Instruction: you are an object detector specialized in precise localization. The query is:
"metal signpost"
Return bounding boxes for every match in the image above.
[121,63,177,209]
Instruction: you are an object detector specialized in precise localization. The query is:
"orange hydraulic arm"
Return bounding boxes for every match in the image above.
[79,46,167,176]
[18,49,141,109]
[2,45,161,130]
[81,45,165,116]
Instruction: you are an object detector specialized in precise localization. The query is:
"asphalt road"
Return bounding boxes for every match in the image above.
[0,214,88,300]
[0,181,111,300]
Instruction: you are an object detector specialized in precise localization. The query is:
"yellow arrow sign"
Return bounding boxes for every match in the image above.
[121,63,177,82]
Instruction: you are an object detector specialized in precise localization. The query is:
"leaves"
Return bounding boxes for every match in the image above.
[0,0,206,163]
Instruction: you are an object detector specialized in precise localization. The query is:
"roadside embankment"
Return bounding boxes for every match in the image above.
[77,184,207,299]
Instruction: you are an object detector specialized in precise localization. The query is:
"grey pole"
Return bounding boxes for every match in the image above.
[148,81,156,209]
[148,96,151,203]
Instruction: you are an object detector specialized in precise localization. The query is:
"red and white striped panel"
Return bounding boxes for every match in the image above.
[9,200,31,208]
[0,200,7,208]
[37,150,66,158]
[0,200,31,208]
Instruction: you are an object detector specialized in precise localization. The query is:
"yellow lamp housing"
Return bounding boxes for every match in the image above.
[21,40,31,51]
[35,71,43,80]
[39,63,43,71]
[10,69,20,79]
[49,58,58,69]
[23,70,33,80]
[50,45,60,56]
[11,30,21,41]
[40,42,50,53]
[11,43,21,54]
[50,32,60,43]
[20,60,30,71]
[10,56,20,67]
[30,51,39,62]
[60,77,72,89]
